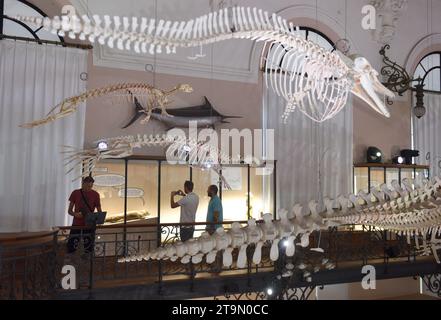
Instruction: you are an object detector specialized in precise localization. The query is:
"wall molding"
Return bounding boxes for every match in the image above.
[405,33,441,74]
[72,0,261,83]
[274,4,360,54]
[70,1,360,83]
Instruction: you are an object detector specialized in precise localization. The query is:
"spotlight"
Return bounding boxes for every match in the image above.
[283,240,289,247]
[204,159,214,169]
[182,145,191,152]
[97,141,109,151]
[392,156,404,164]
[367,146,383,163]
[266,288,273,296]
[400,149,419,165]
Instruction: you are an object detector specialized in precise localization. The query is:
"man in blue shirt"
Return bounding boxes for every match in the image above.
[206,185,223,234]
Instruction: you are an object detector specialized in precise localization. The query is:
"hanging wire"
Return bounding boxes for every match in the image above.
[153,0,158,89]
[210,33,214,120]
[344,0,347,39]
[315,0,324,200]
[315,0,318,43]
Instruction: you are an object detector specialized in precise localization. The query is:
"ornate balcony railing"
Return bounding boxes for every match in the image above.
[0,231,59,300]
[0,222,439,300]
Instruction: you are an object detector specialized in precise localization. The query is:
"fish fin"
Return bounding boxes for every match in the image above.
[122,95,148,129]
[165,126,176,132]
[134,97,145,112]
[222,115,243,119]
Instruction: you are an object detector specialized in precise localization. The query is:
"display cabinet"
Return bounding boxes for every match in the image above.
[353,163,430,194]
[88,156,277,227]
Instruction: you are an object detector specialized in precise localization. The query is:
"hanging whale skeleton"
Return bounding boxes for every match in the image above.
[16,5,394,124]
[119,177,441,269]
[15,7,415,268]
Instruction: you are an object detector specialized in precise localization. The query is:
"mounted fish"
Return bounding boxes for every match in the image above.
[122,96,242,129]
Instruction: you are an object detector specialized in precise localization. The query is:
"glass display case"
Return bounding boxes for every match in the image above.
[353,163,430,194]
[89,156,277,226]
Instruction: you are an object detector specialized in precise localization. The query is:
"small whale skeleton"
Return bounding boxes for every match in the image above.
[119,177,441,269]
[16,6,394,124]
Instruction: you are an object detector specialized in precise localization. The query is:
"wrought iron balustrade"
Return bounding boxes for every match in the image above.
[0,231,58,300]
[0,222,438,300]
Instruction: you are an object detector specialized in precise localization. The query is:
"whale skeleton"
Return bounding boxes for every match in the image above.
[16,6,394,123]
[117,176,441,268]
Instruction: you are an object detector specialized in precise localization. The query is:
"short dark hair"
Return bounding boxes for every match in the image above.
[184,180,194,192]
[83,176,95,183]
[209,185,218,194]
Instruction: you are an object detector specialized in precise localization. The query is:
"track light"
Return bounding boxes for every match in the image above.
[392,156,404,164]
[367,147,383,163]
[400,149,419,165]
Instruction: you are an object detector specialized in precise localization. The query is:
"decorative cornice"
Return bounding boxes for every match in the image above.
[92,41,261,83]
[369,0,408,44]
[72,0,260,83]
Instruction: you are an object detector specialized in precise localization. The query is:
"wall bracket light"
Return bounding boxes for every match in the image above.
[379,45,426,118]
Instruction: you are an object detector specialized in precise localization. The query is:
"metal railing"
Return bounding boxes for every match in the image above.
[55,220,273,292]
[0,222,430,300]
[0,230,58,300]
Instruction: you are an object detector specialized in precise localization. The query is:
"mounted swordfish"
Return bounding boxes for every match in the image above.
[122,95,242,129]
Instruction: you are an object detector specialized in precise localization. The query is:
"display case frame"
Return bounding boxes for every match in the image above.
[353,163,430,194]
[86,155,277,226]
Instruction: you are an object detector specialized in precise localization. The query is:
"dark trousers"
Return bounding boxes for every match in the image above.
[180,227,194,242]
[67,228,96,254]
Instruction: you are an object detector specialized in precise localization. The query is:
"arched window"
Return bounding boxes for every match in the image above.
[1,0,64,43]
[413,52,441,93]
[263,27,335,72]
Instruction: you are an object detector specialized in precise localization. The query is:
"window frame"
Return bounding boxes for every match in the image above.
[413,52,441,94]
[1,0,65,43]
[262,26,336,74]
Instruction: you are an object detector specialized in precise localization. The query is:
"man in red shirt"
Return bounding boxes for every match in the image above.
[67,176,102,253]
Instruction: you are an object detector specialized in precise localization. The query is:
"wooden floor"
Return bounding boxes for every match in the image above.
[384,294,439,300]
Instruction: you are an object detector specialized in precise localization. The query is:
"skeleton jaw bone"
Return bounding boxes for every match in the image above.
[350,57,395,118]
